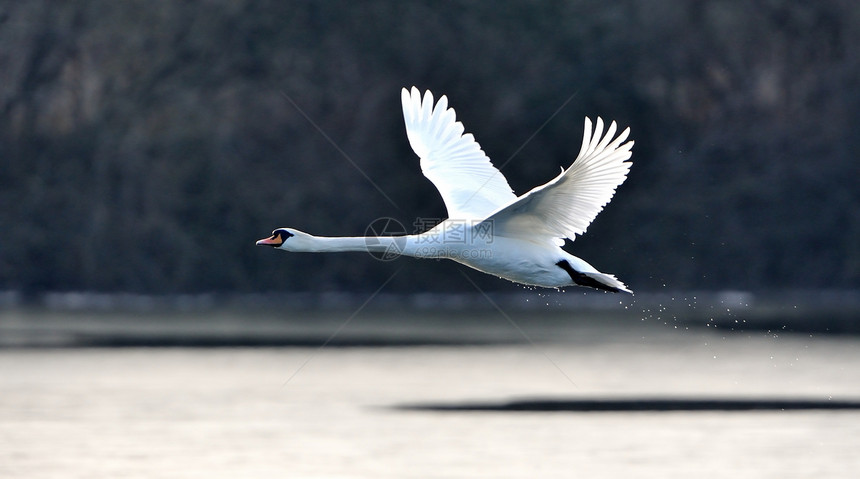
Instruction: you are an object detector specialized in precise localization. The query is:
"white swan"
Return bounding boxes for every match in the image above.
[257,87,634,293]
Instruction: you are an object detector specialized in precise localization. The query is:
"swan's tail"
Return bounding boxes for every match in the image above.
[581,271,632,294]
[556,259,632,294]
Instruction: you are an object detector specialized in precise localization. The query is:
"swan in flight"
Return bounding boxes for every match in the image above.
[258,87,633,293]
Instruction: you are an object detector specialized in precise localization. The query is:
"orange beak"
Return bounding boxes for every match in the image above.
[256,234,283,247]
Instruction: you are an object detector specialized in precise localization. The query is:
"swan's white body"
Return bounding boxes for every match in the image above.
[258,87,634,293]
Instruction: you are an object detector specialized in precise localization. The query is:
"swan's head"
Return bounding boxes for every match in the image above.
[255,228,312,251]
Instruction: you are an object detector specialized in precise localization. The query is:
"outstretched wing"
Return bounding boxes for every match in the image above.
[480,117,633,243]
[401,87,516,221]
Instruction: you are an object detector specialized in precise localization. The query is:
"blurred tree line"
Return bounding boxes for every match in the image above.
[1,0,858,294]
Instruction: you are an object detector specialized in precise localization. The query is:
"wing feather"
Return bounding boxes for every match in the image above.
[401,87,516,220]
[480,117,633,242]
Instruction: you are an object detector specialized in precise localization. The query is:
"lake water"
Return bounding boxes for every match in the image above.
[1,315,859,478]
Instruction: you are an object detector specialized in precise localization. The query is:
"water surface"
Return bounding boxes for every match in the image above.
[1,316,859,478]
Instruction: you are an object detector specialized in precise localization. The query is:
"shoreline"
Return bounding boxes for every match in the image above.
[1,289,858,348]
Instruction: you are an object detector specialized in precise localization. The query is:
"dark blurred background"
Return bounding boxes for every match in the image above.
[1,0,858,296]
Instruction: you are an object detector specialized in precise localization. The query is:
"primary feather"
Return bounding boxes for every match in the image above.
[479,117,633,243]
[401,87,516,221]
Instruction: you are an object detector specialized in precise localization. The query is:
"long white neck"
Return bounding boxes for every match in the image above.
[286,227,480,259]
[291,235,412,254]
